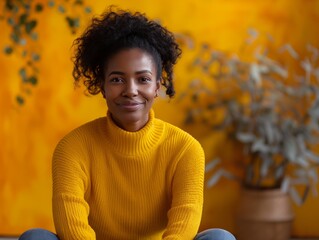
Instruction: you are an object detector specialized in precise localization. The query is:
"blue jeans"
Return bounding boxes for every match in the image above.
[19,228,236,240]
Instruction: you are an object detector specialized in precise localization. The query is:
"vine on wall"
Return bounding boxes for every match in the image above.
[1,0,91,105]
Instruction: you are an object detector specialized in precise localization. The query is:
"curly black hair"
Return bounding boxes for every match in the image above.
[72,7,182,98]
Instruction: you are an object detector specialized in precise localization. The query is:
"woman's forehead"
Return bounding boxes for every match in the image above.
[104,48,156,72]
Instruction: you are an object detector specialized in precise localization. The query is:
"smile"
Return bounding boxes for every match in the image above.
[117,101,144,111]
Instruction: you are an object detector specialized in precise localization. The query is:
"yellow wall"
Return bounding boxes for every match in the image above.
[1,0,319,237]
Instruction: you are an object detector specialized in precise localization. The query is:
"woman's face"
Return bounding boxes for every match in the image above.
[103,48,160,132]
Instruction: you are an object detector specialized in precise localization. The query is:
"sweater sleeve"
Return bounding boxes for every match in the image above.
[162,140,205,240]
[52,137,96,240]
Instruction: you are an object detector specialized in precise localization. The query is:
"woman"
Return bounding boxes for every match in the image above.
[19,8,236,240]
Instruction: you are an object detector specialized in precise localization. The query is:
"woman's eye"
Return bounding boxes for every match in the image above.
[110,77,123,83]
[139,77,151,83]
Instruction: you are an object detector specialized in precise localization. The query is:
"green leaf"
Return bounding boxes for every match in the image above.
[13,5,19,13]
[84,7,92,14]
[5,0,14,11]
[290,186,303,206]
[73,18,80,28]
[28,76,38,85]
[10,25,21,41]
[32,53,40,61]
[236,132,255,143]
[251,138,270,153]
[58,5,66,13]
[16,95,24,105]
[25,20,37,34]
[7,17,15,26]
[10,31,20,43]
[283,137,297,162]
[48,1,55,7]
[264,120,275,144]
[10,32,20,43]
[74,0,83,5]
[205,158,221,172]
[30,32,38,41]
[35,3,43,12]
[65,16,79,28]
[19,38,26,46]
[19,13,28,25]
[280,177,290,193]
[260,154,271,177]
[19,68,27,81]
[305,150,319,163]
[296,156,309,168]
[4,46,13,54]
[24,4,31,11]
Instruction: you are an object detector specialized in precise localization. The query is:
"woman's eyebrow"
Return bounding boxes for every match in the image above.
[108,70,153,76]
[108,71,124,76]
[136,70,153,75]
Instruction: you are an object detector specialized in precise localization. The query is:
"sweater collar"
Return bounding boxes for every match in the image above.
[102,109,164,156]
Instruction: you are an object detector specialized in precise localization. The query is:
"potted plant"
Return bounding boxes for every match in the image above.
[179,31,319,240]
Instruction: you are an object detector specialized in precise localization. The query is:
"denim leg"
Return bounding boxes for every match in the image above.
[195,228,236,240]
[19,228,59,240]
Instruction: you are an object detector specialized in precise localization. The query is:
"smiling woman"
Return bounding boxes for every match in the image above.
[102,48,160,132]
[17,7,235,240]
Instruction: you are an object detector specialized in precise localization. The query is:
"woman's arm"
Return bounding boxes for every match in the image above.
[52,137,96,240]
[162,140,205,239]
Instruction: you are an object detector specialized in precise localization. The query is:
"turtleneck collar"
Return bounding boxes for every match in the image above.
[100,109,164,156]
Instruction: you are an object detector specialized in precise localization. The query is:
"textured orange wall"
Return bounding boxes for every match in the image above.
[1,0,318,237]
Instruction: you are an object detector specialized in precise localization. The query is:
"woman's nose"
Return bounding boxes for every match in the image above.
[122,80,138,97]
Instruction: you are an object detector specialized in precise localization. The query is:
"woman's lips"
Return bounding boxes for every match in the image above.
[117,101,144,111]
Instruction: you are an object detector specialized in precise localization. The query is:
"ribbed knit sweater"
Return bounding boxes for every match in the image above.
[52,110,205,240]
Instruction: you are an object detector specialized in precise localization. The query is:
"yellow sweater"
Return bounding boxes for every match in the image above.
[52,110,205,240]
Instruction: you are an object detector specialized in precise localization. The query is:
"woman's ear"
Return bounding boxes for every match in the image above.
[155,80,161,97]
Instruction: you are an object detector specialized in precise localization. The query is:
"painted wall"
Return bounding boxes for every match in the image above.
[1,0,319,237]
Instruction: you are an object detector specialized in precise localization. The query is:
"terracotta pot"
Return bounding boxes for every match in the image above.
[235,188,294,240]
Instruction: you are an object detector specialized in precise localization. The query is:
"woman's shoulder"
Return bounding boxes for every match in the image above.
[155,118,201,145]
[155,118,205,164]
[57,117,106,146]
